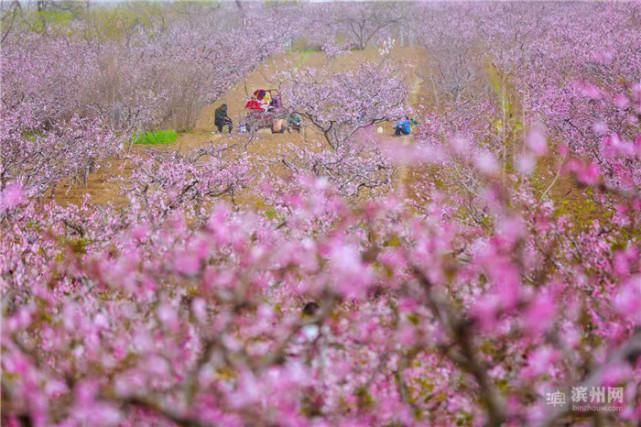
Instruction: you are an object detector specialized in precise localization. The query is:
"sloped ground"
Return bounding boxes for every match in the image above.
[47,44,599,228]
[53,46,428,207]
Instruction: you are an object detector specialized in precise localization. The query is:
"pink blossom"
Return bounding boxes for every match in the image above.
[516,153,536,175]
[328,242,373,299]
[576,80,604,100]
[175,253,201,276]
[0,183,25,212]
[525,125,548,156]
[474,150,499,175]
[565,159,601,185]
[523,347,559,379]
[614,275,641,324]
[614,94,630,109]
[524,293,556,335]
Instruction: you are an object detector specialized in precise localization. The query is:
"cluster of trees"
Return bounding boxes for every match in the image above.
[1,1,641,426]
[1,1,300,196]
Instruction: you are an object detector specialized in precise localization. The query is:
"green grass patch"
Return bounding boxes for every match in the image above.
[133,130,177,145]
[37,10,74,25]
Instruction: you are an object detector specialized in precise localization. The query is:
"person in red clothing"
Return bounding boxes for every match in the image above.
[245,96,263,111]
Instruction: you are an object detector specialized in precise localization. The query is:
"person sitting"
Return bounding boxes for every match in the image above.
[394,117,412,136]
[245,96,263,111]
[271,95,281,109]
[214,103,233,134]
[287,113,302,133]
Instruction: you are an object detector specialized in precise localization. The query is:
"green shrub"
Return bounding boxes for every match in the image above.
[133,130,177,145]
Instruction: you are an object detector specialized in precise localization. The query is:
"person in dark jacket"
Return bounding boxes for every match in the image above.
[214,104,233,133]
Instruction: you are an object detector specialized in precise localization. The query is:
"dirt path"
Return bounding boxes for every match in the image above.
[53,46,429,207]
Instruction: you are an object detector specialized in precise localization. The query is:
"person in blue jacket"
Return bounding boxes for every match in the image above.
[394,116,413,136]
